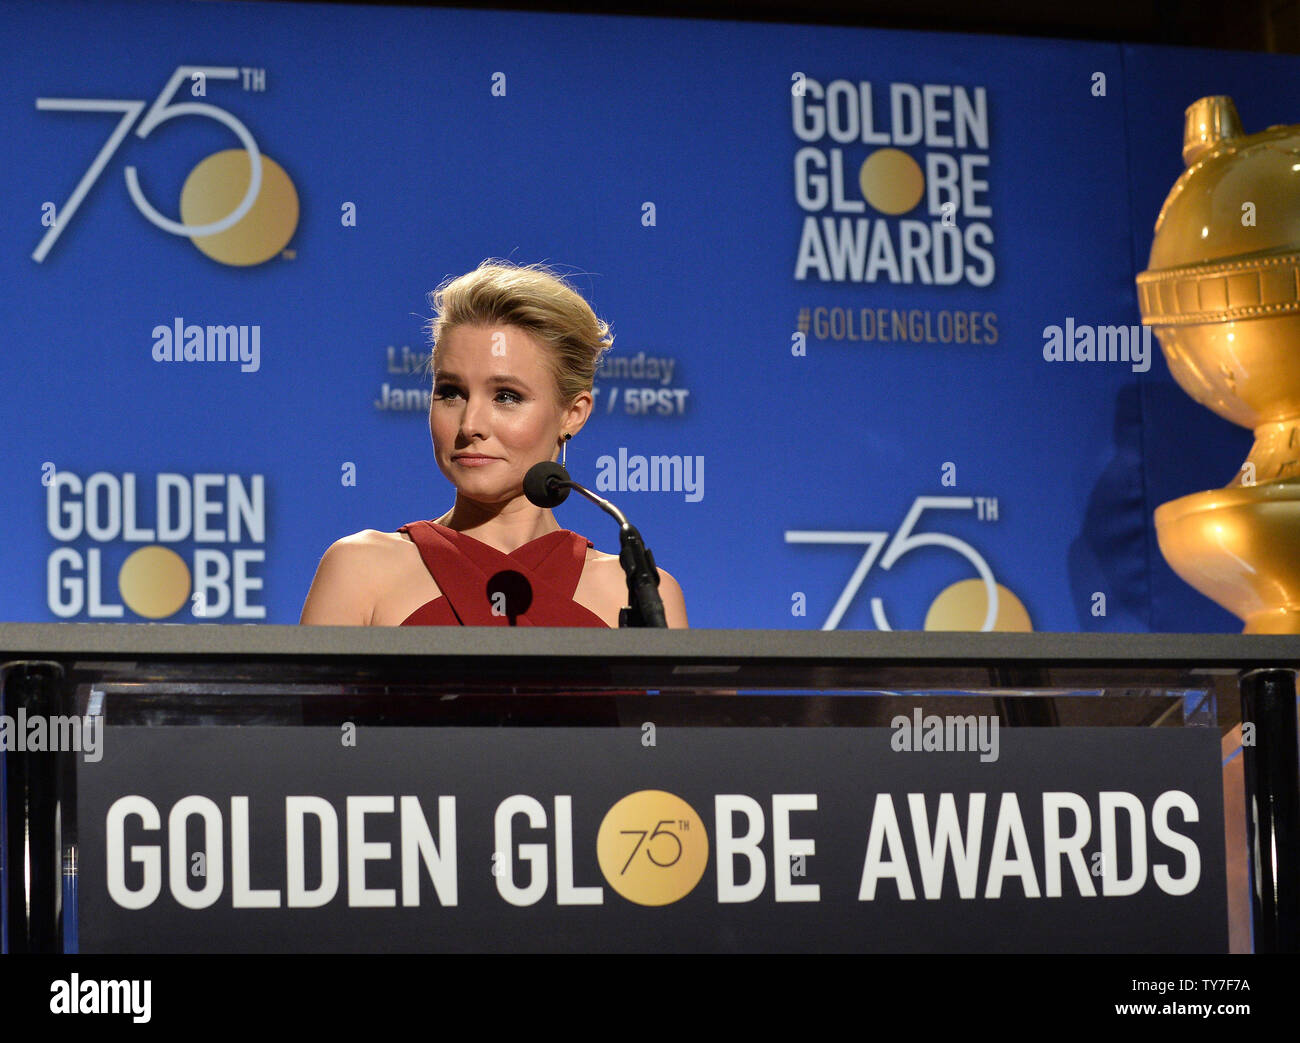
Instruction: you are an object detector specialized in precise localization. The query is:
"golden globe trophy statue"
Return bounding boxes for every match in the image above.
[1137,96,1300,633]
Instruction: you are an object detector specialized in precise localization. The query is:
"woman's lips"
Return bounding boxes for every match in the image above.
[452,455,499,467]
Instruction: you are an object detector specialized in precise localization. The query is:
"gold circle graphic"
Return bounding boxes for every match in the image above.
[180,150,299,266]
[858,148,925,215]
[925,578,1032,632]
[118,546,191,619]
[596,790,708,906]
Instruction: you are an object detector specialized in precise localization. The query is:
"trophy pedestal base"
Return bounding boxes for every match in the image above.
[1155,479,1300,633]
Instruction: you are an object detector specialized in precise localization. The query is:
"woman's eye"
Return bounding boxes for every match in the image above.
[431,385,521,404]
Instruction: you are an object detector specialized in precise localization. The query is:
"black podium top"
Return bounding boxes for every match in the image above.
[1,623,1296,692]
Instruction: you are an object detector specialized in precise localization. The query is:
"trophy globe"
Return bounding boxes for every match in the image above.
[1138,96,1300,632]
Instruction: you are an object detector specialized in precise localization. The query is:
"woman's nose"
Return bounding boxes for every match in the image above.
[459,394,489,439]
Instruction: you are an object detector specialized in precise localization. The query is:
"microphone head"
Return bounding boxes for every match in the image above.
[524,460,571,508]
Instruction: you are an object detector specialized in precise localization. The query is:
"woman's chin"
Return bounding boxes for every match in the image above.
[452,481,522,503]
[435,460,527,502]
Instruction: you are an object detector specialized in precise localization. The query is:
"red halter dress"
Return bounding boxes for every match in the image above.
[397,520,613,628]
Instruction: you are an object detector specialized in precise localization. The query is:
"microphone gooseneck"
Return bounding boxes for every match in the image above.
[522,461,668,628]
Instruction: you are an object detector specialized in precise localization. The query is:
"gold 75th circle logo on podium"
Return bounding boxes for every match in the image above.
[596,790,709,905]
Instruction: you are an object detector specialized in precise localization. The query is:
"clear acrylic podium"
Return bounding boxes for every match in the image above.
[2,625,1296,953]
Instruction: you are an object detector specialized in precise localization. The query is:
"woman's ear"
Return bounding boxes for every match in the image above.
[563,390,594,435]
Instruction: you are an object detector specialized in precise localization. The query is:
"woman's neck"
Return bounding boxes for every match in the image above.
[433,500,560,553]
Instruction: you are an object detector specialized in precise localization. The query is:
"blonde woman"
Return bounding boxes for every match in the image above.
[301,259,688,628]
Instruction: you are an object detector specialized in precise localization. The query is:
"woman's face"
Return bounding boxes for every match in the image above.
[428,324,583,504]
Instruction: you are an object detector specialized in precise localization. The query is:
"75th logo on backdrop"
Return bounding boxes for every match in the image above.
[787,496,1030,631]
[33,65,298,267]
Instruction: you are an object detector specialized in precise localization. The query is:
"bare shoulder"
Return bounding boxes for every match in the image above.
[340,528,424,585]
[582,547,624,594]
[582,547,688,628]
[327,528,415,571]
[349,527,416,552]
[300,529,412,625]
[654,565,689,628]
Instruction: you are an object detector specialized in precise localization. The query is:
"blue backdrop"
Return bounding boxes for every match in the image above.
[3,0,1293,631]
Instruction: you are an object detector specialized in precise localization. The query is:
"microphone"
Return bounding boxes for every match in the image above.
[523,460,570,508]
[523,460,667,628]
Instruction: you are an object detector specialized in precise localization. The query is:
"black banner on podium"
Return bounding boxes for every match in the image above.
[75,724,1226,953]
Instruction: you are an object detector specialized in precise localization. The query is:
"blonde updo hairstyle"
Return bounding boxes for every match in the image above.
[425,259,614,410]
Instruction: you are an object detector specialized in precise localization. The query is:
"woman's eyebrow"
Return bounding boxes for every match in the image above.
[436,371,528,386]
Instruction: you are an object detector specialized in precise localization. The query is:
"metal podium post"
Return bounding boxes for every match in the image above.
[1240,667,1300,953]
